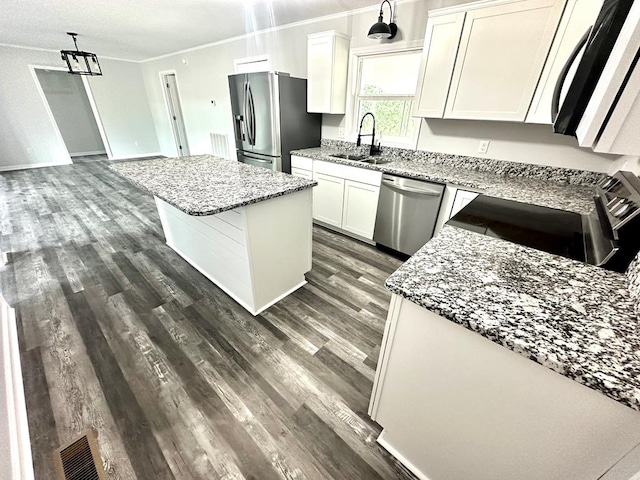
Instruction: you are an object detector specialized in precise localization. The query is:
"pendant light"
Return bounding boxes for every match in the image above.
[60,33,103,76]
[368,0,397,40]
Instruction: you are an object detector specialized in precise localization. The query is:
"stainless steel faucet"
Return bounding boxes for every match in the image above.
[357,112,382,156]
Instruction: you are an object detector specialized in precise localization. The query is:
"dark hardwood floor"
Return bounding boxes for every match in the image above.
[0,154,414,480]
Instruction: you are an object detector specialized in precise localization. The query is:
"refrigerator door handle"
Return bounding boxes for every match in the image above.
[247,83,256,146]
[552,27,593,121]
[243,81,251,146]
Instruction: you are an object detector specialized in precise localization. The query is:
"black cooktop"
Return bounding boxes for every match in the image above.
[447,195,586,263]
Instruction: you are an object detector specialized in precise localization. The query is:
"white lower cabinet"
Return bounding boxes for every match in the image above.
[342,180,380,238]
[313,173,345,227]
[312,160,382,240]
[291,167,313,180]
[291,154,314,179]
[449,189,479,219]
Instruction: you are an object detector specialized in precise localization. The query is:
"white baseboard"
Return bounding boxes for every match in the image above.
[108,152,164,161]
[1,295,35,480]
[70,150,107,157]
[377,431,431,480]
[0,160,72,172]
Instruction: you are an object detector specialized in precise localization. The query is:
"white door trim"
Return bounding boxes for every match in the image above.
[29,65,111,160]
[158,70,190,157]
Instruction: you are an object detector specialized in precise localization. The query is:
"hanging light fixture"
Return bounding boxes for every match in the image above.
[60,32,102,76]
[368,0,397,40]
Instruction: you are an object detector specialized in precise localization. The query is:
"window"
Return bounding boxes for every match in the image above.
[353,50,422,147]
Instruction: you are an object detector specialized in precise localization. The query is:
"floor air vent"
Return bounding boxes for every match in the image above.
[54,430,106,480]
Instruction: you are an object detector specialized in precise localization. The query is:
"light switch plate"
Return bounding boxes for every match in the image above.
[478,140,490,154]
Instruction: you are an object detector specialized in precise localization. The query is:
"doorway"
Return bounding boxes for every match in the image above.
[33,68,107,160]
[161,73,190,157]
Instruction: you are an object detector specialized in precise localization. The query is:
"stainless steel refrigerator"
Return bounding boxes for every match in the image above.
[228,72,321,173]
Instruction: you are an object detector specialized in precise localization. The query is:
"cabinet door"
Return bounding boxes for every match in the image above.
[449,190,479,219]
[526,0,603,124]
[414,12,466,118]
[308,35,334,113]
[313,173,345,227]
[291,167,313,180]
[341,180,381,239]
[444,0,566,121]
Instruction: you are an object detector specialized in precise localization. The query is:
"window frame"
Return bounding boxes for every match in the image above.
[346,41,424,149]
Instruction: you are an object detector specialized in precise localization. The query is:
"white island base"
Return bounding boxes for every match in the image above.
[369,294,640,480]
[154,189,312,315]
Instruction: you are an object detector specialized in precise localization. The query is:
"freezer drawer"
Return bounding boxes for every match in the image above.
[237,150,281,172]
[373,174,445,255]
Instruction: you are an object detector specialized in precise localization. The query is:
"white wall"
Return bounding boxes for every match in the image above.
[87,59,161,159]
[0,46,71,170]
[0,45,160,170]
[34,69,105,156]
[140,0,628,173]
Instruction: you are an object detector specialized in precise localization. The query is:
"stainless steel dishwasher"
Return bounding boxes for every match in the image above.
[373,174,445,255]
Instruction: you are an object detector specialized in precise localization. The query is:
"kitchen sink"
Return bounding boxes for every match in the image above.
[329,153,392,165]
[330,153,369,161]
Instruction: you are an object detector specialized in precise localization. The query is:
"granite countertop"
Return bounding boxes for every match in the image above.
[386,225,640,411]
[110,155,316,216]
[292,147,597,215]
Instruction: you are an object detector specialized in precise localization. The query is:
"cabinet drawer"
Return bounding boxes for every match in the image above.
[314,160,382,186]
[291,167,313,180]
[291,154,313,171]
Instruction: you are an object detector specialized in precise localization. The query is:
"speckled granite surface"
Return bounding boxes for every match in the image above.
[386,225,640,411]
[110,155,316,216]
[626,253,640,319]
[292,145,599,214]
[319,139,604,185]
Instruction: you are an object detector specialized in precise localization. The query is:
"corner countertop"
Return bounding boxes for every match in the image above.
[386,225,640,411]
[291,147,598,215]
[109,155,316,216]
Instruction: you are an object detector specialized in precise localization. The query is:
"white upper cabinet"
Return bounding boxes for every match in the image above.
[413,12,466,118]
[526,0,604,124]
[307,31,351,114]
[443,0,566,122]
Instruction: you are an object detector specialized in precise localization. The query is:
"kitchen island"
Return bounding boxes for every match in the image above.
[370,225,640,480]
[110,155,316,315]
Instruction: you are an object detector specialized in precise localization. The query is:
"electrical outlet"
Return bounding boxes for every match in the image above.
[478,140,490,154]
[27,148,34,155]
[134,141,139,147]
[338,128,345,139]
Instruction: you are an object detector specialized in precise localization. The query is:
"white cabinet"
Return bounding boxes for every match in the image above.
[312,160,382,240]
[414,12,466,118]
[291,154,313,179]
[342,180,380,238]
[526,0,604,124]
[449,189,479,219]
[307,31,351,114]
[313,173,345,227]
[441,0,565,121]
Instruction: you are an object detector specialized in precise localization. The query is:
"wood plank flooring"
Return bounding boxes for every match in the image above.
[0,155,415,480]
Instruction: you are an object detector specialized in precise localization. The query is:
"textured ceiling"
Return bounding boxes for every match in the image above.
[0,0,381,61]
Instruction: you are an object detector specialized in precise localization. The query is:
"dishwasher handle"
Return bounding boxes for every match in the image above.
[382,178,442,196]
